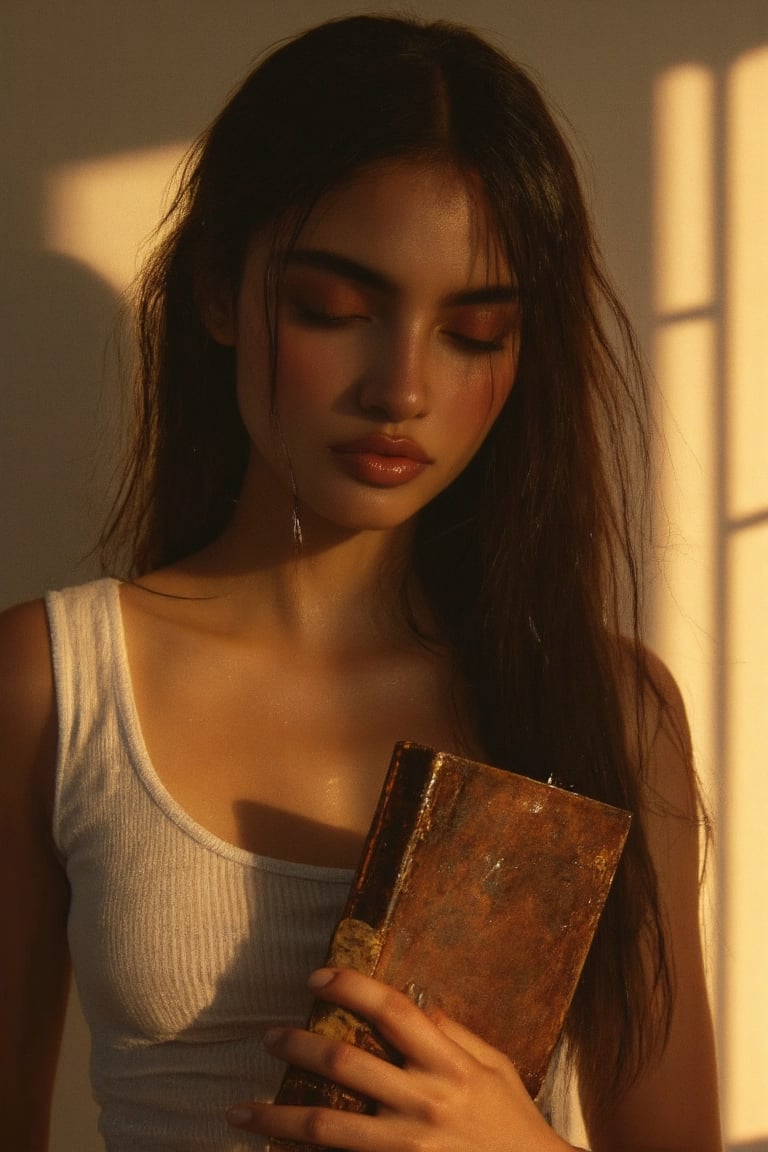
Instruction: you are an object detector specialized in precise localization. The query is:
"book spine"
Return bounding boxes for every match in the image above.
[342,741,440,927]
[272,744,440,1146]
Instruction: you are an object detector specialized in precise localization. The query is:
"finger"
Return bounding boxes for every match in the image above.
[228,1099,403,1152]
[428,1006,512,1070]
[261,1025,419,1112]
[306,967,471,1074]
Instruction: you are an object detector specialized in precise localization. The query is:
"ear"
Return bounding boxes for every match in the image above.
[196,271,237,346]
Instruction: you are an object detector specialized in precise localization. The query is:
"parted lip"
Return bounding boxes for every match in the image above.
[331,434,432,463]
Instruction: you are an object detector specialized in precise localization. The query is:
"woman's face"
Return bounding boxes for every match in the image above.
[216,160,519,538]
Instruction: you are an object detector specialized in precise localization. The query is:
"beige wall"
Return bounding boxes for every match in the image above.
[2,3,766,1148]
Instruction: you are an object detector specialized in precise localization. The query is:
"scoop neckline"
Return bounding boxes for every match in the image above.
[103,577,355,882]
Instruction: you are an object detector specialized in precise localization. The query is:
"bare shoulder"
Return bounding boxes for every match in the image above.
[614,642,706,928]
[0,596,60,859]
[0,596,55,694]
[616,642,706,931]
[615,640,699,821]
[0,597,57,797]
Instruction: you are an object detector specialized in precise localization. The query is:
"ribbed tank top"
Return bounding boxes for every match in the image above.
[47,579,354,1151]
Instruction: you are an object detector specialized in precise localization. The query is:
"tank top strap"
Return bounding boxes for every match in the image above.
[46,577,123,852]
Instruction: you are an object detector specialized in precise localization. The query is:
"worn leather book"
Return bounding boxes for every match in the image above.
[274,741,630,1148]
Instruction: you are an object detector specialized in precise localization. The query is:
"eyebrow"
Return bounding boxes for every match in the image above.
[282,248,519,306]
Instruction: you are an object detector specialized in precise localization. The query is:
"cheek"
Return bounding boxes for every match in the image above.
[235,336,270,436]
[486,348,518,425]
[445,356,516,442]
[267,351,325,438]
[272,329,364,415]
[234,320,330,436]
[274,339,322,396]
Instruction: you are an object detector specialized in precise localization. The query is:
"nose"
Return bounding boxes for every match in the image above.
[356,325,430,423]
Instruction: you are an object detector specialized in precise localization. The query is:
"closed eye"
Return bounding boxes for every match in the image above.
[444,330,510,354]
[292,303,371,327]
[441,299,519,355]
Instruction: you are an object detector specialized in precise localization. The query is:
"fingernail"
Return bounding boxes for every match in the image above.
[227,1105,253,1127]
[307,967,336,990]
[262,1027,285,1048]
[405,981,430,1010]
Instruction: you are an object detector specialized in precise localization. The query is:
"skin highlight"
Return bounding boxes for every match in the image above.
[211,162,519,542]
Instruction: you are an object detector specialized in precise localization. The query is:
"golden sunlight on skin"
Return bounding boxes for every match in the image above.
[44,142,189,293]
[225,161,518,543]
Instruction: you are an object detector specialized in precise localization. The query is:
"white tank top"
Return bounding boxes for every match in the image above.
[47,579,354,1151]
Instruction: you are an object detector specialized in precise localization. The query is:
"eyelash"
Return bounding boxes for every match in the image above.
[293,305,509,354]
[294,305,368,327]
[447,332,507,354]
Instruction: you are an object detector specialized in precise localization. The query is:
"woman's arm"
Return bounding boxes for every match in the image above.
[0,600,71,1151]
[579,654,722,1151]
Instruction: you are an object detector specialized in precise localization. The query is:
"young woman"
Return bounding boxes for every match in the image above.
[0,14,721,1152]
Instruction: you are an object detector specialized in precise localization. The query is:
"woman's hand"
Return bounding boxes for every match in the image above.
[227,966,573,1151]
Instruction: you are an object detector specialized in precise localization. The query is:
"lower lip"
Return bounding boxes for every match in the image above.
[332,451,428,487]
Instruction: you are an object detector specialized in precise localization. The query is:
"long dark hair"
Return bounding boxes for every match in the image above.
[102,14,679,1099]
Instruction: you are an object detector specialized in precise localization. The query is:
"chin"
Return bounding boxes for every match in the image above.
[300,492,424,537]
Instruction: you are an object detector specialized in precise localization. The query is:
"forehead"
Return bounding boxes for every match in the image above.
[291,160,511,292]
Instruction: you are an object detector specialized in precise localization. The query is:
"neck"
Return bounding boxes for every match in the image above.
[172,479,426,653]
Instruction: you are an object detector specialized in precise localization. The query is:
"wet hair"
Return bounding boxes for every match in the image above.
[101,14,680,1100]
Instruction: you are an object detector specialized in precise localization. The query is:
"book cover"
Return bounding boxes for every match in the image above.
[274,741,630,1146]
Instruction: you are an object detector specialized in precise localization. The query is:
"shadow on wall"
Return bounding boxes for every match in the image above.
[0,248,121,607]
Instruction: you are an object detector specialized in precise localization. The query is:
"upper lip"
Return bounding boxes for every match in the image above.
[331,434,432,463]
